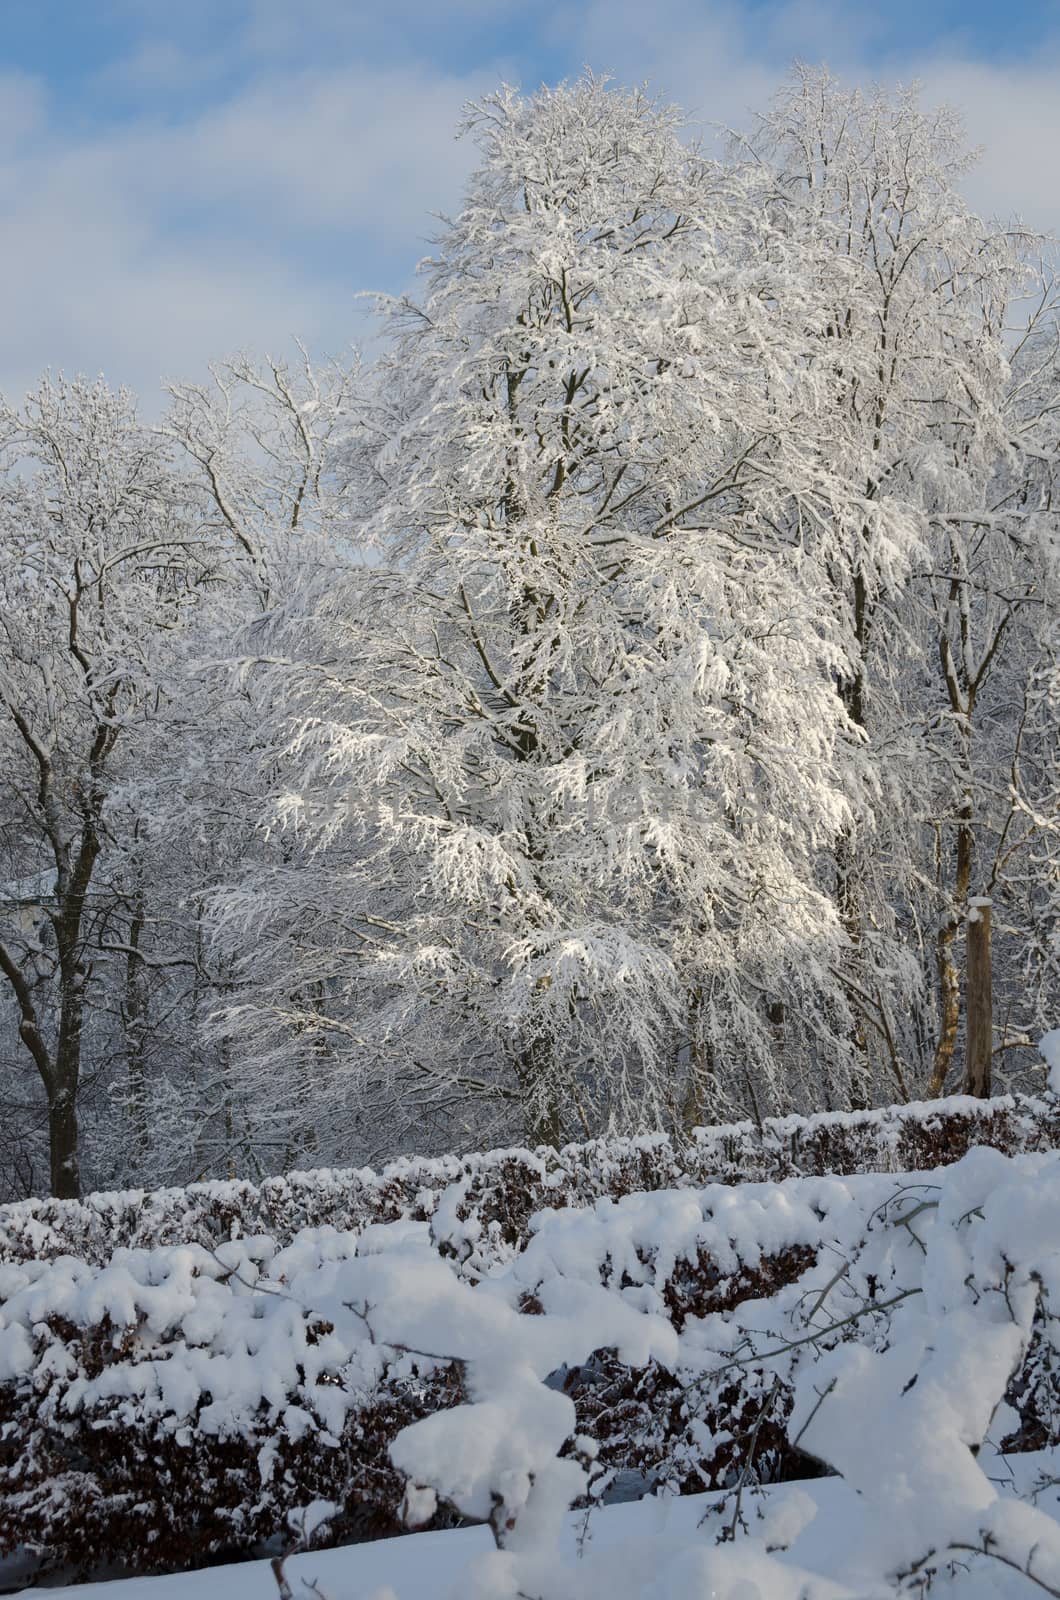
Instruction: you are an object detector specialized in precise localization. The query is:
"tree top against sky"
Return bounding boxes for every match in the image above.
[1,0,1058,407]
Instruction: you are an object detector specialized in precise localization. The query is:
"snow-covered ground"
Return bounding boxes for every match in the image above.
[30,1450,1060,1600]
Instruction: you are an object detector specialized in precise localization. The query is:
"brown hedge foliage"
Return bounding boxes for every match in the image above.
[0,1334,465,1581]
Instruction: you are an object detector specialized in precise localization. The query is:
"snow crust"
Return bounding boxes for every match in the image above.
[34,1453,1060,1600]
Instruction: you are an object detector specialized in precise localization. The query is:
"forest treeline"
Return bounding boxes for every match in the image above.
[0,67,1057,1200]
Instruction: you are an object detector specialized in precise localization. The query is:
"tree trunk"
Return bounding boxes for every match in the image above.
[49,969,88,1198]
[680,987,715,1134]
[929,808,974,1097]
[125,887,151,1163]
[963,898,992,1099]
[517,1032,563,1148]
[45,822,100,1200]
[836,568,870,1099]
[47,1086,81,1199]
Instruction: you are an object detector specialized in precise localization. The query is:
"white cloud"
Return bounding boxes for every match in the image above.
[0,59,493,407]
[919,57,1060,233]
[162,64,485,229]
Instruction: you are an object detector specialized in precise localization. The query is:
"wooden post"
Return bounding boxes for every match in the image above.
[963,897,992,1099]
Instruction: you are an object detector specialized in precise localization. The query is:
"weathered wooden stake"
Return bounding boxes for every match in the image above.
[963,897,992,1099]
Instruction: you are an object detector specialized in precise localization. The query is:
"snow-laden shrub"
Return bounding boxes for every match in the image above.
[0,1222,467,1573]
[2,1085,1057,1267]
[385,1145,1060,1600]
[4,1149,1060,1583]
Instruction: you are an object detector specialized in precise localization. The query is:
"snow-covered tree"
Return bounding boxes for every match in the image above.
[159,346,368,1175]
[220,75,881,1149]
[0,377,214,1196]
[164,344,361,608]
[743,67,1060,1096]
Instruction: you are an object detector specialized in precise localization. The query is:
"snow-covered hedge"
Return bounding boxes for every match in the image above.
[387,1144,1060,1600]
[3,1147,1060,1584]
[3,1086,1058,1266]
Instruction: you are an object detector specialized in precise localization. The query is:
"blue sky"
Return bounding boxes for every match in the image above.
[2,0,1059,406]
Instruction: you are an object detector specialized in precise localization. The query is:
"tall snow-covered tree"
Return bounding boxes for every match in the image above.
[220,75,881,1149]
[159,346,368,1177]
[0,377,214,1196]
[743,66,1060,1096]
